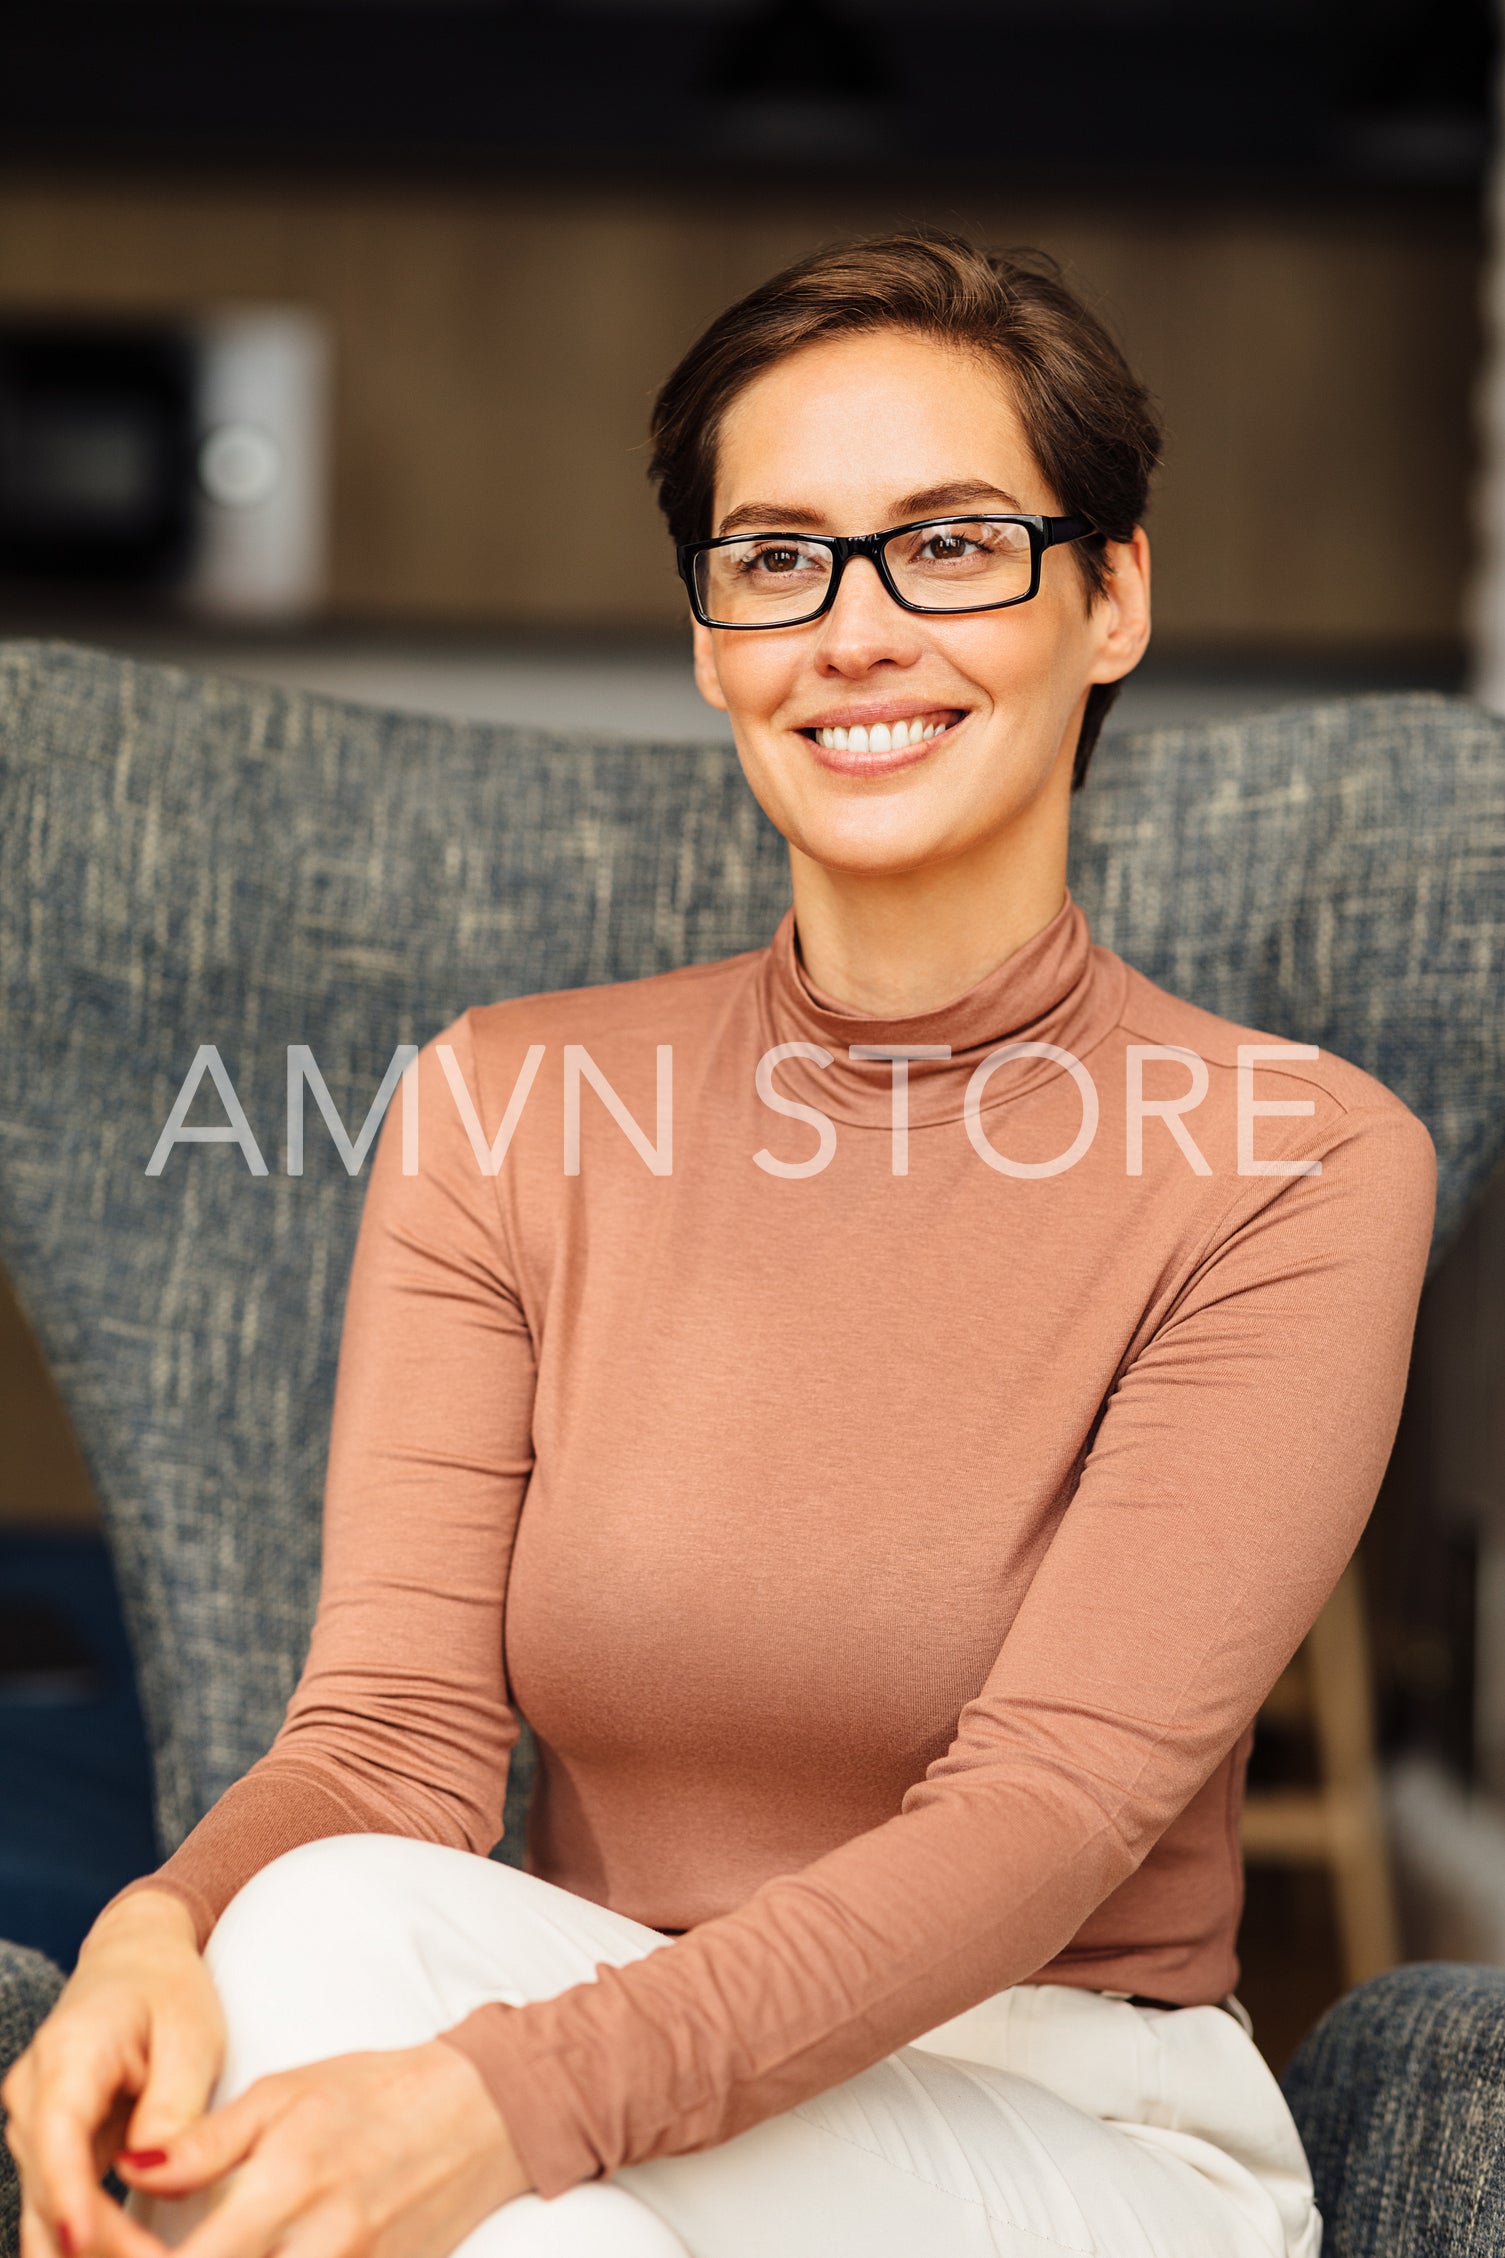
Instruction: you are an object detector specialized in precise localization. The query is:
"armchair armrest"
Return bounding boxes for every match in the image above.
[0,1940,65,2258]
[1282,1963,1505,2257]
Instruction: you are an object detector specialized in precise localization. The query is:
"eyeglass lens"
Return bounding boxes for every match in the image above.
[693,517,1037,625]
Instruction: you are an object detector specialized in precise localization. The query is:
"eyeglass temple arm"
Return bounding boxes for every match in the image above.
[1042,515,1094,547]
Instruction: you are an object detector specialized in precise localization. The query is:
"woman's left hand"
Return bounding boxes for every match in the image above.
[113,2040,532,2258]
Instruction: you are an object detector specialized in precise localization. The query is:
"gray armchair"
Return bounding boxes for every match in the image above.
[1283,1965,1505,2257]
[1,639,1503,2257]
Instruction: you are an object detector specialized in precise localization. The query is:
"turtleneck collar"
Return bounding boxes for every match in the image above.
[754,887,1124,1128]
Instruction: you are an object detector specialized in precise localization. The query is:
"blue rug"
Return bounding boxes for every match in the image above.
[0,1532,158,1970]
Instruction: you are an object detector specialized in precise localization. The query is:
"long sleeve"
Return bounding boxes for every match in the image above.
[112,1014,536,1947]
[104,900,1439,2212]
[438,1098,1436,2197]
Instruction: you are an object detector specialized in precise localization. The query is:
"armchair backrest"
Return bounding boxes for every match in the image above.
[1,641,1501,1852]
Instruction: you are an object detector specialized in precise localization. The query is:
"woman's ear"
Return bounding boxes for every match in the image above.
[1087,526,1153,687]
[691,621,730,713]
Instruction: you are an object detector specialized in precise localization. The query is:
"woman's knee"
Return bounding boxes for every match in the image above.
[203,1836,506,2085]
[209,1833,470,1972]
[202,1835,672,2081]
[466,2185,691,2258]
[204,1833,496,2031]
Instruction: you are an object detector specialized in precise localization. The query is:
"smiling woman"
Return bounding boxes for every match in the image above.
[637,242,1158,1020]
[1,232,1437,2258]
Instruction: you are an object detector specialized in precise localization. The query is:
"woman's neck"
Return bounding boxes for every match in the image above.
[787,831,1070,1020]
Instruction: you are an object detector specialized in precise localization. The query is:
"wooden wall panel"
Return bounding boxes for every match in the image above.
[0,1267,97,1528]
[0,176,1480,645]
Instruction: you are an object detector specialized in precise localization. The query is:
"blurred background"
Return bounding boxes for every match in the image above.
[2,0,1503,2070]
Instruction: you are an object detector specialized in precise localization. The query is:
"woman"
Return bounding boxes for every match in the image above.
[4,233,1436,2258]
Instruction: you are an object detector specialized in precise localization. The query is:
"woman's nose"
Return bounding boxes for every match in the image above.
[811,555,925,675]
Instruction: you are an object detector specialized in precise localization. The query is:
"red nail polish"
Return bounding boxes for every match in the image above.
[118,2151,168,2169]
[57,2225,75,2258]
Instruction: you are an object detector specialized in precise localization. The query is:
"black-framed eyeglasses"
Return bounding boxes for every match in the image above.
[677,512,1095,630]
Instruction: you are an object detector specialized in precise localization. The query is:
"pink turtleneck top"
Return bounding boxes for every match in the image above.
[126,889,1436,2199]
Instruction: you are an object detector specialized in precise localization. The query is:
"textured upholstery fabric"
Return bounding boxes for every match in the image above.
[1,639,1503,1858]
[0,640,792,1857]
[0,1940,66,2255]
[1281,1964,1505,2257]
[1,640,1504,2256]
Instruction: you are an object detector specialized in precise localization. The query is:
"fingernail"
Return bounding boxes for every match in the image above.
[118,2151,169,2169]
[57,2225,75,2257]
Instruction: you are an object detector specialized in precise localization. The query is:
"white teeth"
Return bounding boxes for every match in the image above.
[813,714,955,751]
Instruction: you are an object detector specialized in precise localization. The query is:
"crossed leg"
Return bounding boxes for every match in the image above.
[131,1834,1291,2258]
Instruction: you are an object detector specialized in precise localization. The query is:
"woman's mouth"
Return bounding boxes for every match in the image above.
[798,708,965,772]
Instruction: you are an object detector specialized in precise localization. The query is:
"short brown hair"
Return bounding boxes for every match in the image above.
[648,229,1162,789]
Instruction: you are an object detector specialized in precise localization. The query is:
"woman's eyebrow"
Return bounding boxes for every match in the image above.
[890,480,1024,518]
[715,501,828,536]
[714,480,1024,538]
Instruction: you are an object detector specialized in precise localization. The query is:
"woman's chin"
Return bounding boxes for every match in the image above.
[784,804,977,882]
[732,729,1032,881]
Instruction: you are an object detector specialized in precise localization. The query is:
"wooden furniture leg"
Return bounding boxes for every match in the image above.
[1242,1556,1401,1988]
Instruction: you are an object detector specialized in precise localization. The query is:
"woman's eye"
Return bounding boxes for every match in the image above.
[919,533,977,562]
[748,545,815,576]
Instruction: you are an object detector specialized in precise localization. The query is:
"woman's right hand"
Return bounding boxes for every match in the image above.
[1,1889,225,2258]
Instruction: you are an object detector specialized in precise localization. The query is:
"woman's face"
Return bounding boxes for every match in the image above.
[692,329,1151,882]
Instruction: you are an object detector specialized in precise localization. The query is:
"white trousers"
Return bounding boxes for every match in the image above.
[135,1835,1322,2258]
